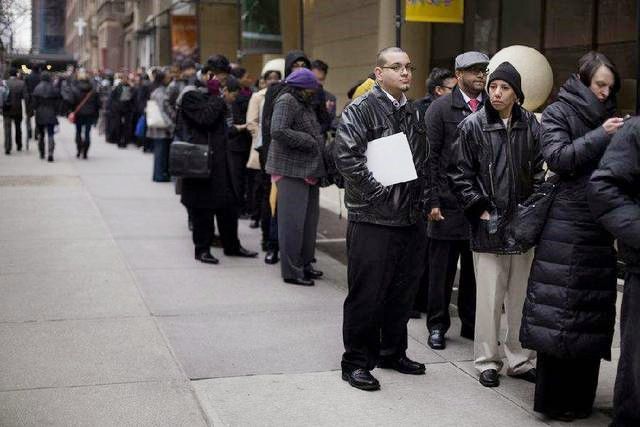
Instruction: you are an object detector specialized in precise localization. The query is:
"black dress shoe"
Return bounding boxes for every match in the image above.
[508,368,536,383]
[479,369,500,387]
[378,356,425,375]
[342,368,380,391]
[427,329,445,350]
[284,277,314,286]
[196,252,219,264]
[225,247,258,258]
[304,267,323,279]
[264,250,279,264]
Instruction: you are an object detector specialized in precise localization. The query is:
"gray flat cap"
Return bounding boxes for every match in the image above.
[455,51,490,70]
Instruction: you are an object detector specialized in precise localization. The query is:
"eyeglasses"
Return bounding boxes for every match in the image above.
[381,63,416,73]
[464,66,490,75]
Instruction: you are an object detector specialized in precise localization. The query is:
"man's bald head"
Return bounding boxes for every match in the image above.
[376,47,406,67]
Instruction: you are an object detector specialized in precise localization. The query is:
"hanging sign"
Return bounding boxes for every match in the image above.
[405,0,464,23]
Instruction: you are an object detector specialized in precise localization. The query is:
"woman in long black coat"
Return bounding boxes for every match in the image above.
[520,52,625,421]
[176,71,256,264]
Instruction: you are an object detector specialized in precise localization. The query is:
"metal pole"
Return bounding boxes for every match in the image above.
[636,0,640,114]
[299,0,304,51]
[395,0,402,47]
[237,0,242,62]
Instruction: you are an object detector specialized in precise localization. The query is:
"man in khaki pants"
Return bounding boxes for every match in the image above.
[449,62,545,387]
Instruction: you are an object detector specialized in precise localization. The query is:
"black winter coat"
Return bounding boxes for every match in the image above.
[520,75,618,360]
[72,79,100,122]
[449,102,545,254]
[175,85,239,210]
[228,90,252,154]
[335,84,428,226]
[425,86,487,240]
[588,117,640,273]
[32,80,60,126]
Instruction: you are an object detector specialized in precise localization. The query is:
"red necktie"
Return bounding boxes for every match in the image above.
[468,99,480,112]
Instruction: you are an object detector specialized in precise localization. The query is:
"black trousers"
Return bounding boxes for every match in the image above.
[342,220,426,371]
[3,116,22,153]
[412,222,429,313]
[191,207,240,256]
[534,352,601,416]
[613,272,640,426]
[426,238,476,336]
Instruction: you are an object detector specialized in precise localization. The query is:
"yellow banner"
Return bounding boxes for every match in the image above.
[405,0,464,24]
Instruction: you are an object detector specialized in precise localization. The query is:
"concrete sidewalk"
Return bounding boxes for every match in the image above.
[0,122,618,426]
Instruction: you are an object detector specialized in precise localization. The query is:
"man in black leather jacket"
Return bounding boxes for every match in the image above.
[588,117,640,426]
[449,62,544,388]
[335,47,428,391]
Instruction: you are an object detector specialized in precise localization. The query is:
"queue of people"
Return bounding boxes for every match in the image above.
[335,47,637,426]
[2,46,638,425]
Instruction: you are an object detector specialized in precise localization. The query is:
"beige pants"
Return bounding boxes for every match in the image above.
[473,251,536,375]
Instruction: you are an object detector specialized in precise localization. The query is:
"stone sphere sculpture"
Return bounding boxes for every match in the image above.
[487,45,554,111]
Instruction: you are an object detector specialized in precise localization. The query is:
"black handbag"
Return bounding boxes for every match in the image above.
[513,174,560,251]
[169,141,210,179]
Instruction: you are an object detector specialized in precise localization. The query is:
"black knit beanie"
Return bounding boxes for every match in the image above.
[488,61,525,104]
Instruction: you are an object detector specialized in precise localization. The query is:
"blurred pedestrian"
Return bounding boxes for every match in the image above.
[335,47,429,391]
[589,117,640,427]
[147,68,174,182]
[32,72,60,162]
[25,65,42,145]
[3,67,26,155]
[520,51,623,421]
[246,61,283,231]
[71,70,101,159]
[107,73,135,148]
[228,66,254,218]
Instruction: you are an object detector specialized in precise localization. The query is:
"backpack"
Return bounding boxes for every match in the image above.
[0,83,11,108]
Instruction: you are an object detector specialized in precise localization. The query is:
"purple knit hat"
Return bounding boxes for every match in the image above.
[284,68,319,89]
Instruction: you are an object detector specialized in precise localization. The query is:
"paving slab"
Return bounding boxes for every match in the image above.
[0,239,127,274]
[0,197,110,241]
[192,365,545,427]
[116,237,264,270]
[0,380,206,427]
[158,307,444,380]
[407,316,475,362]
[0,318,182,391]
[0,270,148,322]
[453,359,616,426]
[81,174,178,200]
[134,266,346,316]
[94,197,189,239]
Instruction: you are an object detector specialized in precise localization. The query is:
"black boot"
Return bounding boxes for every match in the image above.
[265,249,279,264]
[76,137,82,158]
[82,142,89,159]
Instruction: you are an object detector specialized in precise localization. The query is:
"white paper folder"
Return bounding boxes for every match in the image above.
[364,132,418,186]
